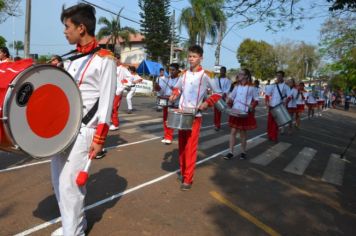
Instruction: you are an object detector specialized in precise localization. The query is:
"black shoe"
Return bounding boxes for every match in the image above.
[176,174,183,183]
[180,183,192,191]
[239,153,247,160]
[223,152,234,160]
[127,109,132,114]
[214,127,220,131]
[95,149,107,159]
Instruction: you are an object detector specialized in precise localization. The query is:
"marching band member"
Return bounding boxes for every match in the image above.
[0,47,12,63]
[126,66,143,114]
[155,68,167,111]
[295,82,306,129]
[286,78,298,134]
[316,89,325,116]
[51,4,116,236]
[110,54,131,131]
[224,69,258,160]
[306,88,317,119]
[265,71,290,142]
[170,45,222,191]
[213,66,231,131]
[155,63,180,144]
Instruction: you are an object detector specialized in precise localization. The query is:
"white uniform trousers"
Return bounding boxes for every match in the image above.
[51,126,95,236]
[126,89,135,110]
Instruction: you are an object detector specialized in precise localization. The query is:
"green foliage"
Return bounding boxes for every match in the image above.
[37,55,51,64]
[139,0,171,65]
[9,40,23,56]
[179,0,225,46]
[0,0,22,23]
[0,35,6,47]
[327,0,356,11]
[237,39,277,81]
[97,9,137,54]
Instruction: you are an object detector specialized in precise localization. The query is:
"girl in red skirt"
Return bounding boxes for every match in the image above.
[286,78,298,133]
[224,69,258,160]
[306,89,317,119]
[295,82,306,128]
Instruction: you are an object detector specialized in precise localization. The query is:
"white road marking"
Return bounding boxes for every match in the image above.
[284,147,317,175]
[14,132,268,236]
[249,142,291,166]
[321,153,345,186]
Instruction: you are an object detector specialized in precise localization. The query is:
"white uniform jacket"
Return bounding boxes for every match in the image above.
[116,65,131,95]
[265,82,290,107]
[229,84,259,112]
[64,49,116,144]
[214,77,231,96]
[287,87,298,108]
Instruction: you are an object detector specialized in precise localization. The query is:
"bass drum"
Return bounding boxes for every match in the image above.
[0,60,83,158]
[270,103,292,127]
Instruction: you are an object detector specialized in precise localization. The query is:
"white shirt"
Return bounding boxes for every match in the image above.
[64,51,116,129]
[158,77,179,97]
[296,90,307,105]
[229,85,259,112]
[306,92,317,104]
[116,65,131,95]
[127,74,143,91]
[214,77,231,95]
[174,69,222,116]
[287,87,298,108]
[265,82,290,107]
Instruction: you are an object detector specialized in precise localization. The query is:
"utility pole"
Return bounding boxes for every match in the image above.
[169,10,175,64]
[24,0,31,58]
[215,21,225,66]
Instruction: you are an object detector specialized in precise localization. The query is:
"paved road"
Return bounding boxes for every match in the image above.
[0,96,355,236]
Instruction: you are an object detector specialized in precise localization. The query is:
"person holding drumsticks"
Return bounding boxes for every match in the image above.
[265,71,290,142]
[126,66,143,114]
[286,78,298,134]
[51,4,116,236]
[224,69,259,160]
[169,45,222,191]
[155,63,180,145]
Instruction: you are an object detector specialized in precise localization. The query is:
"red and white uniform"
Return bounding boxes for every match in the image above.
[51,41,116,235]
[0,58,11,63]
[213,77,231,129]
[306,91,317,108]
[111,65,131,127]
[265,82,289,141]
[228,84,258,130]
[172,67,221,185]
[287,87,298,113]
[157,76,179,141]
[126,73,142,110]
[296,89,306,112]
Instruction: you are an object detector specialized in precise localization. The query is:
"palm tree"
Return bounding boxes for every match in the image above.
[97,8,137,54]
[179,0,225,47]
[9,40,24,56]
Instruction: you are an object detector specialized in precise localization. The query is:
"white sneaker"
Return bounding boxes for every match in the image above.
[165,140,172,144]
[109,124,119,131]
[51,227,64,236]
[161,139,167,143]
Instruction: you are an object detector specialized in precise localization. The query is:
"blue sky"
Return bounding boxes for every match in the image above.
[0,0,328,70]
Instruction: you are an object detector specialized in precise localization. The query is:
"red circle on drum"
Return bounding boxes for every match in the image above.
[26,84,70,138]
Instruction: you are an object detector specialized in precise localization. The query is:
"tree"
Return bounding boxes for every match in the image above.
[97,9,137,54]
[327,0,356,12]
[9,40,23,56]
[237,39,277,80]
[139,0,171,65]
[0,0,21,23]
[0,35,6,47]
[179,0,225,47]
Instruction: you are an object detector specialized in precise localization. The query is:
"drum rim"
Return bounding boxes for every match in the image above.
[2,64,83,158]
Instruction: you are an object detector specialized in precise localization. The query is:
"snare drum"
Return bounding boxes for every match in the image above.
[229,108,248,118]
[270,103,292,127]
[0,60,83,158]
[156,96,169,107]
[167,108,195,130]
[214,98,228,112]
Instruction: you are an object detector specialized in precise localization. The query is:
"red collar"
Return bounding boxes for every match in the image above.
[189,65,203,72]
[76,39,98,54]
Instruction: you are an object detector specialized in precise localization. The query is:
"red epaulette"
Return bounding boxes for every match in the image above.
[95,49,114,58]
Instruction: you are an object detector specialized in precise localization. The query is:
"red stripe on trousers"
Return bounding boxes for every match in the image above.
[111,94,122,127]
[214,106,221,128]
[267,111,278,141]
[178,117,202,184]
[163,106,174,141]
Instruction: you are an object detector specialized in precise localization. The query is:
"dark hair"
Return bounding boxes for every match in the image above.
[254,79,260,87]
[114,53,121,60]
[221,66,227,72]
[188,45,203,56]
[276,70,285,77]
[13,56,22,61]
[169,63,179,71]
[60,3,96,36]
[128,66,136,73]
[299,82,305,87]
[0,46,10,58]
[241,68,252,83]
[51,55,63,62]
[159,68,164,72]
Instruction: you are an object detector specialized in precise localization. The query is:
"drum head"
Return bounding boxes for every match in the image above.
[3,65,82,158]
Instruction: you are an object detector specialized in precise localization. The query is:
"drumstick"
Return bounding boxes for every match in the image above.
[76,151,96,187]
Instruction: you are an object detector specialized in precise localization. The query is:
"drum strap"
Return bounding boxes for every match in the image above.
[82,99,99,125]
[276,84,285,100]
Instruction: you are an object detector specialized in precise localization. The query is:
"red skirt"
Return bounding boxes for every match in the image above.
[296,104,305,113]
[317,100,325,107]
[287,107,297,113]
[229,112,257,130]
[306,103,317,108]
